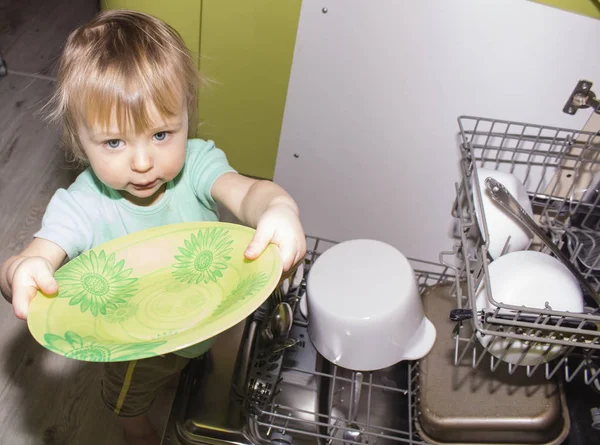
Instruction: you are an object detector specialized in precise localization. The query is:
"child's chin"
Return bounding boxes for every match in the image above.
[121,184,165,205]
[130,182,161,195]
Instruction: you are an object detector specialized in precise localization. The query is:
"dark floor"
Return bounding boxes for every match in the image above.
[0,1,176,443]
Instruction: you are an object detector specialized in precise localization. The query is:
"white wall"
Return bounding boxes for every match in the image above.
[274,0,600,263]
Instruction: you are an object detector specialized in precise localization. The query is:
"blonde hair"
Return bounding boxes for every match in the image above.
[45,10,200,166]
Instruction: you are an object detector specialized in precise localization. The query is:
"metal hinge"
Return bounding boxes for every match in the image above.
[564,79,600,115]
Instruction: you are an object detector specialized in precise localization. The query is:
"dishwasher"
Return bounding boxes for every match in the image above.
[161,116,600,445]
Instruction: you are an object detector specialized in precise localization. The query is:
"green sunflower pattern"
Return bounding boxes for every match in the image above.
[44,331,166,362]
[103,303,139,324]
[211,272,269,320]
[172,227,233,284]
[55,250,139,316]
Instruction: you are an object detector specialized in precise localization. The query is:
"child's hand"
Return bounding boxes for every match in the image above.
[244,203,306,272]
[10,257,58,319]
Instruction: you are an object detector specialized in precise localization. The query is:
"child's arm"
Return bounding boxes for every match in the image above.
[0,238,67,319]
[211,172,306,271]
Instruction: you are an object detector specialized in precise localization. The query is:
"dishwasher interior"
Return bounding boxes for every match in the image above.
[161,234,600,445]
[162,235,449,445]
[161,116,600,445]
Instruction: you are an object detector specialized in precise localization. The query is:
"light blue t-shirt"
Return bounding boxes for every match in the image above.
[35,139,237,358]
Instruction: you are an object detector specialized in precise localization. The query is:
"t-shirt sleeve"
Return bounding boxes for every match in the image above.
[34,189,94,260]
[185,139,237,208]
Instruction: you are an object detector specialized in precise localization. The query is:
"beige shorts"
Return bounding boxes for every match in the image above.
[101,354,190,417]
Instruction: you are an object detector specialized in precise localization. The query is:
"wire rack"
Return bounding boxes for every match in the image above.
[446,115,600,385]
[244,235,452,445]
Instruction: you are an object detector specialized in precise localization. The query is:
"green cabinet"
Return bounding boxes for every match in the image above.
[531,0,600,18]
[101,0,301,179]
[100,0,202,67]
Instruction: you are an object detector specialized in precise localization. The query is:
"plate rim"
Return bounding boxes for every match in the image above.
[27,221,282,361]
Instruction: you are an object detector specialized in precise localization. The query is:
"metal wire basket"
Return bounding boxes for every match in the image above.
[244,235,452,445]
[447,115,600,385]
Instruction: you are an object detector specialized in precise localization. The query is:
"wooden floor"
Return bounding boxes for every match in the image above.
[0,1,177,443]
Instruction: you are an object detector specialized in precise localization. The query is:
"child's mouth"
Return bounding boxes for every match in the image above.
[132,179,159,190]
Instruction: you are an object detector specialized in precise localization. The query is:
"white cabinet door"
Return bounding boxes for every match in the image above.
[274,0,600,262]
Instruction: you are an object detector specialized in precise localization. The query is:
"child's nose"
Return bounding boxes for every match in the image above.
[131,146,154,173]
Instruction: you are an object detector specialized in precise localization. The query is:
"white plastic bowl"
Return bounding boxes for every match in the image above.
[475,250,584,365]
[472,168,534,259]
[306,239,436,371]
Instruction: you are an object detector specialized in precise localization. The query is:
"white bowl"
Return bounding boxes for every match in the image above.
[472,168,534,259]
[307,239,436,371]
[475,250,584,365]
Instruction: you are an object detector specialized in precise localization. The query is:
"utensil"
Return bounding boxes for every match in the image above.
[307,239,436,371]
[271,337,299,354]
[271,302,293,339]
[343,372,364,445]
[473,168,534,258]
[27,222,283,362]
[486,177,600,307]
[569,230,600,271]
[262,302,294,343]
[261,319,275,343]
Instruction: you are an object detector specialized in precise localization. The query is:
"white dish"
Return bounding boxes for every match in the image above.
[472,168,534,259]
[475,250,584,365]
[299,293,308,319]
[307,239,436,371]
[294,264,307,318]
[291,262,304,290]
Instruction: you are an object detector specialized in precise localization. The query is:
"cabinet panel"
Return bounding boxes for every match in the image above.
[531,0,600,19]
[100,0,202,59]
[198,0,301,179]
[275,0,600,262]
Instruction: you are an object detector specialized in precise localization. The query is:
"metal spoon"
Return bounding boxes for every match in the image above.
[485,177,600,306]
[271,302,293,339]
[272,337,299,354]
[343,372,364,445]
[261,302,294,343]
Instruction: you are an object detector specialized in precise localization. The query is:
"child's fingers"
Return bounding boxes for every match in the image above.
[244,228,273,260]
[280,254,303,282]
[29,259,58,295]
[283,239,306,273]
[12,284,39,320]
[279,242,298,272]
[36,273,59,295]
[12,259,57,320]
[296,237,307,264]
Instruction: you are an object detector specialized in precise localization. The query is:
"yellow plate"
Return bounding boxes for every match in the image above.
[27,222,282,362]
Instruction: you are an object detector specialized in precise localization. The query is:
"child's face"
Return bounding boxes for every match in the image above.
[77,103,188,206]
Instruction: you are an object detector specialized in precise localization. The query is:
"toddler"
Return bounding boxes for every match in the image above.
[0,10,306,445]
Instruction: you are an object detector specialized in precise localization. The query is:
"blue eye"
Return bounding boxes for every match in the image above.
[154,131,169,141]
[106,139,123,149]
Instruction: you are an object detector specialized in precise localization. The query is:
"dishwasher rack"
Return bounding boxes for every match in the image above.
[447,115,600,385]
[242,235,452,445]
